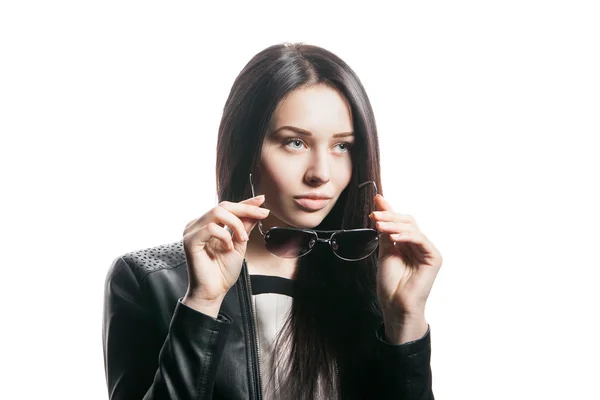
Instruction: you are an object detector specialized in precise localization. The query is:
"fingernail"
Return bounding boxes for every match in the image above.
[259,208,270,215]
[253,194,265,200]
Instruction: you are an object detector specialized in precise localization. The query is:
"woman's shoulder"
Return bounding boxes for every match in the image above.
[109,239,186,284]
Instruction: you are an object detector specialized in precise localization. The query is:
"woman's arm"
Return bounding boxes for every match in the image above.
[102,256,232,400]
[367,194,441,399]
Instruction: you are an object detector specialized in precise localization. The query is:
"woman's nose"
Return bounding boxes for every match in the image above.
[304,149,331,185]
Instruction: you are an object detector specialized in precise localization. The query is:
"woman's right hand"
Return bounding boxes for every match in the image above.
[181,195,269,317]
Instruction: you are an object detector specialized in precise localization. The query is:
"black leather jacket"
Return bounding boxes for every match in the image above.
[103,240,434,399]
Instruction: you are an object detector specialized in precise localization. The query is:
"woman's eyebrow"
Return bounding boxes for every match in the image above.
[273,125,354,138]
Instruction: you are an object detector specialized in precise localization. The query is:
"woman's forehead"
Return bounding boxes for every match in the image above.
[270,85,353,136]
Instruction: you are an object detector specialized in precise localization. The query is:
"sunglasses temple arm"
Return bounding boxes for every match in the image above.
[358,180,378,196]
[342,180,378,230]
[249,173,256,197]
[249,173,266,236]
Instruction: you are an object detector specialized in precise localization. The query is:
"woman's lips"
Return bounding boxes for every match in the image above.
[294,197,330,211]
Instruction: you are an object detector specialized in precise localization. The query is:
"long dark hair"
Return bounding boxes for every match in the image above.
[216,42,383,398]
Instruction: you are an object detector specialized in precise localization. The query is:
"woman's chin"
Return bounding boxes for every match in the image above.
[287,213,327,229]
[273,204,332,229]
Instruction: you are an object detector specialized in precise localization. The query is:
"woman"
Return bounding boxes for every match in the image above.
[103,42,442,400]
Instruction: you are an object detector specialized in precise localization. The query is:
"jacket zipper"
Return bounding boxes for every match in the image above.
[240,259,263,400]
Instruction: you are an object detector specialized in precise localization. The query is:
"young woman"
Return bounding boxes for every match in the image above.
[103,42,442,400]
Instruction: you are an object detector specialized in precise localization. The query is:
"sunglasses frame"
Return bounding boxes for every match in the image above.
[249,173,383,261]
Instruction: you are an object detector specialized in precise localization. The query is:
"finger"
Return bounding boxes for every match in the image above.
[218,197,269,220]
[196,197,269,239]
[189,195,267,232]
[374,221,414,253]
[185,222,234,251]
[369,211,416,224]
[390,231,441,267]
[239,194,267,205]
[374,194,394,212]
[217,197,270,235]
[375,221,415,234]
[390,231,424,244]
[210,206,255,242]
[184,217,199,231]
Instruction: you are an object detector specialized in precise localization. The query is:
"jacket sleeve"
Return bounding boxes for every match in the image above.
[370,324,434,400]
[103,256,232,400]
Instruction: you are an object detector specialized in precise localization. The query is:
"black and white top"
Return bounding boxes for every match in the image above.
[249,275,338,400]
[249,275,294,399]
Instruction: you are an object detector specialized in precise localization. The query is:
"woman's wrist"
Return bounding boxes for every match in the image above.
[182,293,224,318]
[382,311,428,345]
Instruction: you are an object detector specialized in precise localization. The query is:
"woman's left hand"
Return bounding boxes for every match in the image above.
[369,194,443,344]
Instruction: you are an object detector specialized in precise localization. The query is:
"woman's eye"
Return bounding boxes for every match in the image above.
[284,139,305,150]
[335,142,352,153]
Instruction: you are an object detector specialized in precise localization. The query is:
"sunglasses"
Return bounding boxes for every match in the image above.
[249,173,382,261]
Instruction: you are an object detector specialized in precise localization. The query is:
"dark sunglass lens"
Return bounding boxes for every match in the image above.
[264,228,316,259]
[332,230,379,261]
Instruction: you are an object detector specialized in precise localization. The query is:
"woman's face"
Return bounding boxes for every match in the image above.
[259,83,354,229]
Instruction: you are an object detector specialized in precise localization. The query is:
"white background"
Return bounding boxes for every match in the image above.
[1,1,599,399]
